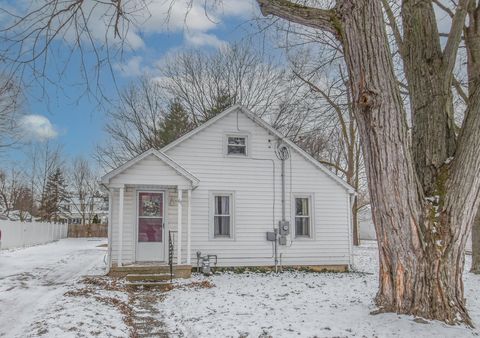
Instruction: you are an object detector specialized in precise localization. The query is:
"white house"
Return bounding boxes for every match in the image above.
[101,105,355,276]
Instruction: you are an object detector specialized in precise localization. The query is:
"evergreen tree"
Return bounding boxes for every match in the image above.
[203,90,234,121]
[40,167,69,222]
[157,100,193,146]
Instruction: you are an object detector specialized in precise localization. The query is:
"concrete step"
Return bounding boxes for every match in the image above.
[126,273,172,282]
[110,264,192,278]
[126,280,173,290]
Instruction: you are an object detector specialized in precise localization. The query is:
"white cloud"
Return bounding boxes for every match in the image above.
[136,0,257,46]
[141,0,218,33]
[20,115,58,141]
[184,31,226,49]
[114,56,145,77]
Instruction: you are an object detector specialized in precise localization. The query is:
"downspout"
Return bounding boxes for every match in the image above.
[276,142,290,273]
[281,154,286,222]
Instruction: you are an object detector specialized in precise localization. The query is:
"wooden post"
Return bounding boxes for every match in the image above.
[177,187,183,265]
[118,186,124,267]
[187,189,192,265]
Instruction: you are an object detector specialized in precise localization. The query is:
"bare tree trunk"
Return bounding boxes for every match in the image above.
[340,0,472,324]
[472,209,480,274]
[258,0,480,324]
[401,0,458,195]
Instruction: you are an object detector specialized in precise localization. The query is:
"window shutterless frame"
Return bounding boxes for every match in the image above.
[225,134,249,157]
[209,191,235,240]
[292,193,315,239]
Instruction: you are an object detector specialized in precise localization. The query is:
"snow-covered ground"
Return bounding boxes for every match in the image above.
[0,238,128,338]
[2,239,480,337]
[160,242,480,337]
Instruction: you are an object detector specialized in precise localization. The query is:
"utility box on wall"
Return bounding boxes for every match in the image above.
[279,220,290,236]
[266,231,276,241]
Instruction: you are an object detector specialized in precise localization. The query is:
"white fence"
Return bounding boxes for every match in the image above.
[0,220,68,250]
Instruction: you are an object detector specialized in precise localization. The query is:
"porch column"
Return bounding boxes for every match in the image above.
[187,189,192,265]
[107,189,113,270]
[177,187,183,265]
[118,185,125,267]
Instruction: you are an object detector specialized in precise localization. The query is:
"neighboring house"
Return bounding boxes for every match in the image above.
[101,105,355,274]
[63,196,109,225]
[358,205,376,241]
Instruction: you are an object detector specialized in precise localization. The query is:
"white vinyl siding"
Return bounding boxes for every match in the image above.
[163,108,351,267]
[109,154,191,187]
[109,107,351,267]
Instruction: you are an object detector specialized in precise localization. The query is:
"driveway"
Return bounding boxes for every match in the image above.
[0,238,107,337]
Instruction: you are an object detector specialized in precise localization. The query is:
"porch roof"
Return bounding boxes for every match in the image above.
[101,148,200,188]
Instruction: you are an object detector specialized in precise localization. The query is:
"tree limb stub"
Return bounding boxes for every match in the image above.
[257,0,341,38]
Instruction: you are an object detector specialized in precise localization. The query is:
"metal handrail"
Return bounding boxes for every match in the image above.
[168,230,176,282]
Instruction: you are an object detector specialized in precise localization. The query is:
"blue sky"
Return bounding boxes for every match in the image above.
[8,0,261,164]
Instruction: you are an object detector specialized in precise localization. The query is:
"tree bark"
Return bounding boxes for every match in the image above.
[340,0,473,324]
[466,2,480,276]
[257,0,480,325]
[401,0,459,195]
[472,210,480,274]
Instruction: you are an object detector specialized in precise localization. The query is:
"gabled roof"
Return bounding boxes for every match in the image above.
[101,148,200,187]
[162,104,355,194]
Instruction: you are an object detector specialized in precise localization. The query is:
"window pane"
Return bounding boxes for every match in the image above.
[228,137,245,145]
[295,217,310,236]
[227,145,246,155]
[214,216,230,236]
[295,198,309,216]
[138,218,163,242]
[139,192,163,217]
[215,196,230,215]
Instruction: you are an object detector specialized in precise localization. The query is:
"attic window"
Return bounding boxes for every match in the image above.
[227,136,247,156]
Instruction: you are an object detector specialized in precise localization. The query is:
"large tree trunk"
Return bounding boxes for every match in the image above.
[257,0,480,325]
[401,0,457,195]
[472,209,480,274]
[339,0,473,324]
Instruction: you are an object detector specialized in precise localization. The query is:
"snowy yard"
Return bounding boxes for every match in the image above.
[160,243,480,337]
[1,240,480,337]
[0,238,127,338]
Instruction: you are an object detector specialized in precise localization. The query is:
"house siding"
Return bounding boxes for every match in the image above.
[109,154,190,187]
[164,108,351,267]
[108,107,351,267]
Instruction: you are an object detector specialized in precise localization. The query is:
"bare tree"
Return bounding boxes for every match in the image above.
[285,45,365,245]
[0,77,23,150]
[94,77,173,169]
[0,168,32,220]
[256,0,480,324]
[70,156,97,225]
[0,0,150,103]
[160,42,289,123]
[96,42,317,169]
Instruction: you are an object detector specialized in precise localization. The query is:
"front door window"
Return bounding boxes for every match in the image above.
[138,192,163,242]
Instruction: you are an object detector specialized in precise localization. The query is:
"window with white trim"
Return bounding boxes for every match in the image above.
[227,136,247,155]
[211,193,234,238]
[295,196,311,237]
